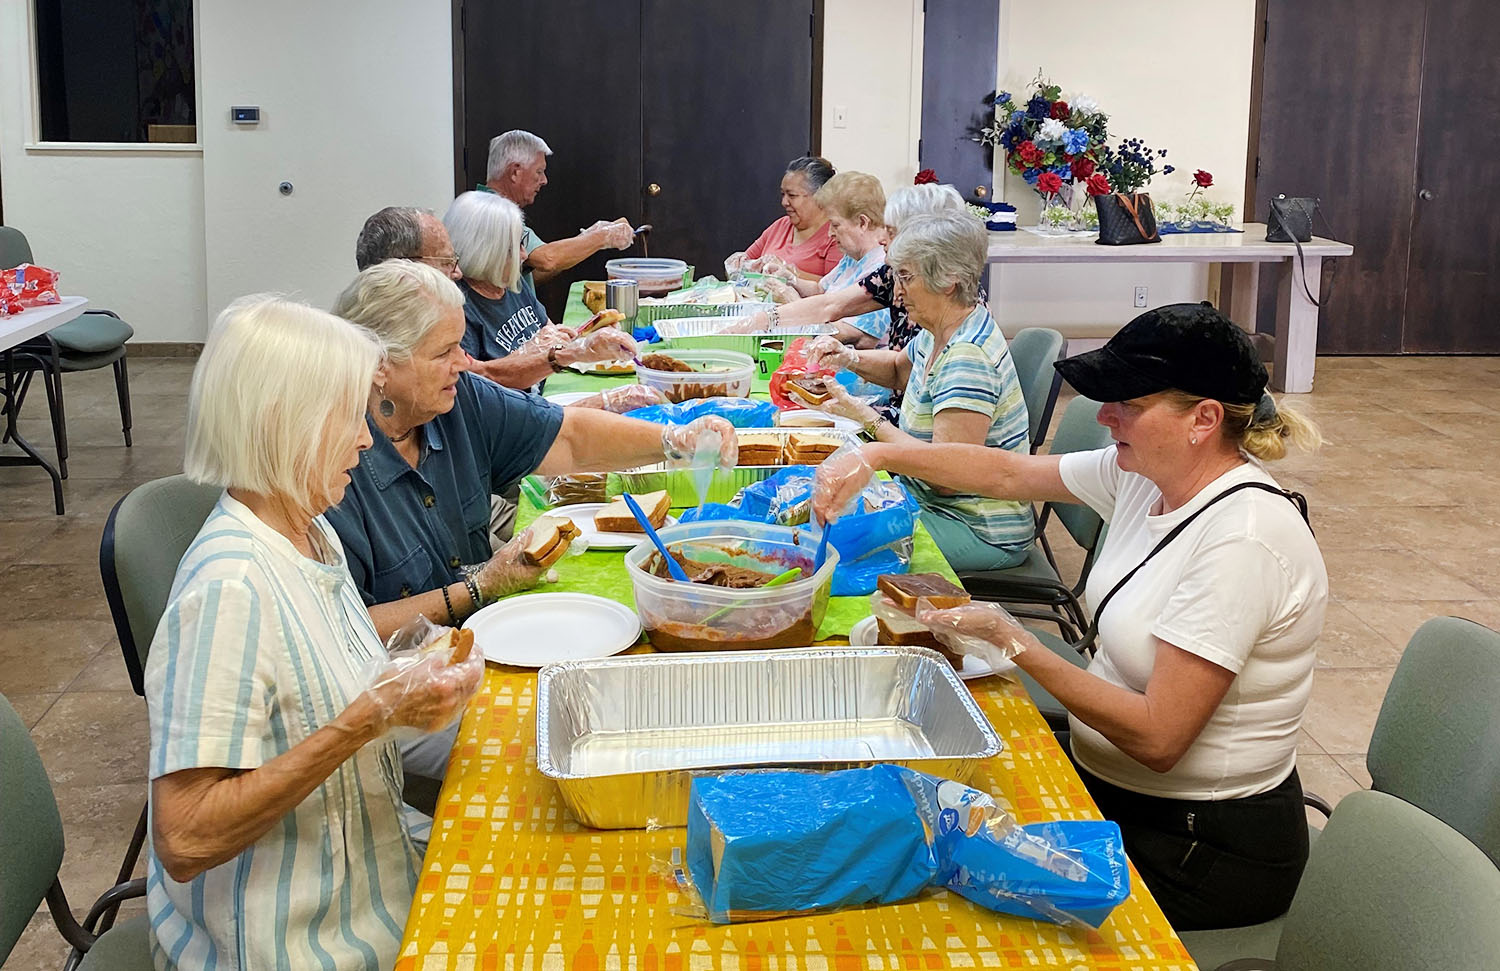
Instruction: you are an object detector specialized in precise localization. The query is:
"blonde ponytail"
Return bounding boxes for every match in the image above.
[1160,390,1322,462]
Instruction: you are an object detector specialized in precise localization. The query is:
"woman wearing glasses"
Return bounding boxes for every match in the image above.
[797,211,1033,572]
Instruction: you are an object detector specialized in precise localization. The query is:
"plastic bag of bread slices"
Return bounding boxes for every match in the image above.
[664,764,1128,928]
[359,614,485,743]
[868,573,1023,672]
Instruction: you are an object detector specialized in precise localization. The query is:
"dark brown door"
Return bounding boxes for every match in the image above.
[1402,0,1500,352]
[640,0,818,277]
[458,0,643,318]
[1253,0,1426,353]
[458,1,818,317]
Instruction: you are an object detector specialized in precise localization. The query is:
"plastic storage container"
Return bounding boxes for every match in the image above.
[606,258,689,297]
[623,520,838,652]
[636,348,755,403]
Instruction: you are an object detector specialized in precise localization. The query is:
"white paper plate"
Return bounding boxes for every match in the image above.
[776,409,863,434]
[465,593,641,667]
[569,361,635,375]
[847,616,1011,680]
[545,391,597,406]
[549,502,679,550]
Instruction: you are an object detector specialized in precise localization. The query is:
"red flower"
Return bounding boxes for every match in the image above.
[1070,156,1095,179]
[914,168,938,185]
[1017,140,1045,166]
[1049,100,1071,120]
[1192,169,1214,188]
[1085,173,1112,196]
[1036,172,1063,194]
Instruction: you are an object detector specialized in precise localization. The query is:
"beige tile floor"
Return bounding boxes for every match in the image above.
[3,354,1498,969]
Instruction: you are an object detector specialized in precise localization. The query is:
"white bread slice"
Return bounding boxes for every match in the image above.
[595,490,670,532]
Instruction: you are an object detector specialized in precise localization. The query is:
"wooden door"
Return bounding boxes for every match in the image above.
[1252,0,1426,353]
[920,0,999,202]
[639,0,819,278]
[1401,0,1500,352]
[458,0,644,317]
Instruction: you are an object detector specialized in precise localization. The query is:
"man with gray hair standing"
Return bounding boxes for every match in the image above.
[482,129,635,287]
[354,206,463,281]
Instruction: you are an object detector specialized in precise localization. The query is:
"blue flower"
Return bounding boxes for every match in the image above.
[1022,168,1041,185]
[997,90,1012,105]
[1010,110,1027,125]
[1026,96,1049,119]
[1061,128,1089,155]
[1163,164,1176,174]
[1051,164,1071,177]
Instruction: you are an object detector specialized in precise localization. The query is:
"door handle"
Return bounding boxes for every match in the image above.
[646,183,662,196]
[974,185,989,199]
[1418,188,1434,200]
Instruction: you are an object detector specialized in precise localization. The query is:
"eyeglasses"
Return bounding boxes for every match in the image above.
[893,268,916,287]
[420,255,460,271]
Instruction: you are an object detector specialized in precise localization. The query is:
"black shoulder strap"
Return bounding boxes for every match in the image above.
[1077,481,1311,653]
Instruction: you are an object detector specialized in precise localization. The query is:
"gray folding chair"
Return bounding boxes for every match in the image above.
[0,692,150,970]
[1006,326,1066,451]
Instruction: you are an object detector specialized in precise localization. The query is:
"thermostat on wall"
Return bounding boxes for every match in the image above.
[231,106,260,125]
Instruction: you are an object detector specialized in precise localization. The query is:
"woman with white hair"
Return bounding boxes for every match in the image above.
[323,260,735,640]
[730,182,972,352]
[443,189,636,391]
[798,212,1033,572]
[144,296,481,969]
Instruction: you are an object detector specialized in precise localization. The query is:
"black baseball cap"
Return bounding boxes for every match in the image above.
[1053,302,1268,405]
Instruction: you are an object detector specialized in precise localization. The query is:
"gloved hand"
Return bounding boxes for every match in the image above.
[473,528,544,602]
[535,322,576,345]
[596,384,669,413]
[750,254,796,282]
[914,598,1034,666]
[805,380,879,425]
[661,415,738,468]
[724,251,748,277]
[592,217,635,250]
[556,327,638,366]
[764,277,800,304]
[803,334,860,373]
[811,447,877,525]
[360,619,484,736]
[721,310,772,335]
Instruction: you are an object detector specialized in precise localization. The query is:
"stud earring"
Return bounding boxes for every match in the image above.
[377,386,395,418]
[1189,435,1198,445]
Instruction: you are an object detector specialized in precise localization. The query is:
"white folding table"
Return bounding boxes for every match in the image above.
[2,296,90,513]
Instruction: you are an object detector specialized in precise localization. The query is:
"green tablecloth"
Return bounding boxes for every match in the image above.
[511,498,958,643]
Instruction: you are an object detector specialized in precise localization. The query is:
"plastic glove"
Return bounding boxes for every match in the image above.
[812,447,877,525]
[807,380,879,425]
[535,322,575,345]
[720,310,771,335]
[360,616,484,737]
[750,254,796,282]
[473,527,545,602]
[597,384,669,413]
[764,277,800,304]
[597,217,635,250]
[661,415,738,468]
[724,251,748,277]
[558,327,638,366]
[914,599,1034,668]
[803,335,860,373]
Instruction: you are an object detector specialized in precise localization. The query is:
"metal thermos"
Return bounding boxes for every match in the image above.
[605,279,639,323]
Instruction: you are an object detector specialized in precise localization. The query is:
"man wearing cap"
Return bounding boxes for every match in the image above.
[481,129,635,288]
[812,303,1330,931]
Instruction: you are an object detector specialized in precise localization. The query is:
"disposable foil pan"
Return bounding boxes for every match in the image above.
[607,428,860,506]
[535,647,1003,829]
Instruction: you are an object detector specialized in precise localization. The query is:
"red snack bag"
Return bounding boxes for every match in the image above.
[0,264,62,316]
[768,337,839,410]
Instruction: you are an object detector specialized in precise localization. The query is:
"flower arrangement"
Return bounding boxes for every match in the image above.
[974,72,1111,209]
[1097,137,1173,194]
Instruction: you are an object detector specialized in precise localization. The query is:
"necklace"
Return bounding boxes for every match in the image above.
[388,427,416,444]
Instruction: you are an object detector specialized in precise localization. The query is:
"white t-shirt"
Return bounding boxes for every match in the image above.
[1057,446,1328,800]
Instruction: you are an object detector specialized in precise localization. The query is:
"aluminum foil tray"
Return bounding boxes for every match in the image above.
[535,647,1003,829]
[636,301,774,326]
[606,428,859,507]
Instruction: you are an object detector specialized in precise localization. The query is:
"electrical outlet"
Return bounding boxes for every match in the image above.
[833,105,848,129]
[1133,285,1148,308]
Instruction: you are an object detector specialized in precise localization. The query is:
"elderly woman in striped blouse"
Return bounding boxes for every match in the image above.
[143,296,479,970]
[799,211,1034,571]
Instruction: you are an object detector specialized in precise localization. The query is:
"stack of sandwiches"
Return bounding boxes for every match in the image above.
[873,573,972,668]
[783,432,842,466]
[736,432,788,466]
[593,490,671,532]
[523,515,583,568]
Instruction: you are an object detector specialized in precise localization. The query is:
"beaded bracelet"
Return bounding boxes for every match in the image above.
[463,573,485,613]
[440,583,459,626]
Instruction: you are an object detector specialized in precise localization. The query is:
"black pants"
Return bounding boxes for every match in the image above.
[1057,732,1309,931]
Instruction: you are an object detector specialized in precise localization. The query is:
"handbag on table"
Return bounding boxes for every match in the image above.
[1266,194,1325,305]
[1094,192,1161,246]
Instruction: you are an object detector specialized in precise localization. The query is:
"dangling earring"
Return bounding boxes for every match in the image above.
[377,385,395,418]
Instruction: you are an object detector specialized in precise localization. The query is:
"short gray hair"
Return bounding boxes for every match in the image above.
[886,212,987,305]
[883,183,968,233]
[355,206,429,270]
[486,129,552,182]
[785,155,836,192]
[443,190,526,290]
[186,295,381,518]
[333,260,464,363]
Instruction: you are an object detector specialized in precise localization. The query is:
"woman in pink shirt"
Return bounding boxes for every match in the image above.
[726,156,841,280]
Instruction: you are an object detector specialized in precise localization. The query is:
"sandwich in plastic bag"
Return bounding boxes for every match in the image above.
[677,764,1129,928]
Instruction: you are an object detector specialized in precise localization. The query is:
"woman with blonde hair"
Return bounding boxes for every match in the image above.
[144,296,481,969]
[812,303,1328,931]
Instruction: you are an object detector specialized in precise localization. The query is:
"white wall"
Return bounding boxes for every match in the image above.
[0,1,207,343]
[820,0,924,190]
[990,0,1258,336]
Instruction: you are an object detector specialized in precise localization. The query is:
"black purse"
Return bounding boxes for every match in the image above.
[1266,195,1324,306]
[1094,192,1160,245]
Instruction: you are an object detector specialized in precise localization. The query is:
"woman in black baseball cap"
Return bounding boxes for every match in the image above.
[814,303,1327,931]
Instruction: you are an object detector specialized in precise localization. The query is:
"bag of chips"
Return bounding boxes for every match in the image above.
[0,264,61,316]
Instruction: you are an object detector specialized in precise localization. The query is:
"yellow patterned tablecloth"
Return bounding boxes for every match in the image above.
[397,666,1198,971]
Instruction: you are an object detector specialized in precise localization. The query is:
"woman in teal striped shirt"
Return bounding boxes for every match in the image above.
[143,296,481,969]
[803,212,1033,570]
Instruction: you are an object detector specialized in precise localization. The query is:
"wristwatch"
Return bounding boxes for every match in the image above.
[545,343,569,373]
[861,413,890,439]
